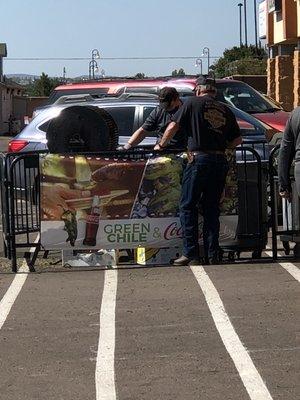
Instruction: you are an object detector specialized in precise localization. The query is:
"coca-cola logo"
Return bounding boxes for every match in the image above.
[164,222,183,240]
[86,215,100,224]
[164,221,204,240]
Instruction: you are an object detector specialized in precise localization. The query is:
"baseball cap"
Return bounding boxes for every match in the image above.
[195,75,216,88]
[158,87,179,108]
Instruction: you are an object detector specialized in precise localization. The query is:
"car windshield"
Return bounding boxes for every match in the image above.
[216,82,282,114]
[225,103,267,137]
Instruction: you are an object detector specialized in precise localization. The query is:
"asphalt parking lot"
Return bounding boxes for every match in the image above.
[0,254,299,400]
[0,137,299,400]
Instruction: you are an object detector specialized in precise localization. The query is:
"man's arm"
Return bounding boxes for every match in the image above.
[123,127,148,149]
[124,108,158,149]
[154,122,179,150]
[278,116,295,198]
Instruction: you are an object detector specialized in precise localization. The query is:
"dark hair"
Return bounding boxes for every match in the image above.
[158,87,179,106]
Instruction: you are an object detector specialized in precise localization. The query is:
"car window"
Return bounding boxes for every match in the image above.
[216,82,282,114]
[39,120,50,132]
[141,106,159,138]
[38,105,136,136]
[104,106,135,136]
[229,105,266,137]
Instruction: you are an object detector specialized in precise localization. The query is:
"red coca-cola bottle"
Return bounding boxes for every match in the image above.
[83,195,100,246]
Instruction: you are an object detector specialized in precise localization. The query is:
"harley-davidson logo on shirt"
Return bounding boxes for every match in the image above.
[204,108,226,130]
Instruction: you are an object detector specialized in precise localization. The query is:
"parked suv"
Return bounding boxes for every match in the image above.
[44,77,289,136]
[9,93,270,159]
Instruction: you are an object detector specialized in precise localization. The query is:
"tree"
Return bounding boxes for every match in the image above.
[212,45,268,78]
[25,73,62,96]
[135,72,146,79]
[171,68,186,77]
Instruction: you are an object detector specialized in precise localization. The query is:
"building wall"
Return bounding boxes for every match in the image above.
[266,0,300,110]
[0,86,27,134]
[0,87,13,134]
[297,0,300,37]
[273,18,284,43]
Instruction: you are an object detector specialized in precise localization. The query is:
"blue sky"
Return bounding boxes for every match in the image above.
[1,0,259,77]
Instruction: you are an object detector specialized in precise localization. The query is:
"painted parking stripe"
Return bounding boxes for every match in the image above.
[190,265,273,400]
[0,236,39,331]
[265,249,300,283]
[0,263,28,331]
[95,269,118,400]
[276,262,300,283]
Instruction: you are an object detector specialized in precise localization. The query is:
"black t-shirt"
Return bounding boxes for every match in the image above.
[142,104,186,149]
[172,95,241,152]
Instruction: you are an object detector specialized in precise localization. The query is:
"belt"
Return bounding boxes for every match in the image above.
[189,150,225,156]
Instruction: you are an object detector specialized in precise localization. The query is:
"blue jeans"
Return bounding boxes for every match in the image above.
[180,153,229,260]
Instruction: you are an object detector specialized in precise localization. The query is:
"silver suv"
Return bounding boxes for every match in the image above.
[8,93,269,156]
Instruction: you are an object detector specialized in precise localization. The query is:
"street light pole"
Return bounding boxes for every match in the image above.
[91,49,100,61]
[89,49,100,80]
[254,0,258,51]
[195,58,203,74]
[202,47,210,74]
[89,59,98,80]
[243,0,248,46]
[238,3,243,47]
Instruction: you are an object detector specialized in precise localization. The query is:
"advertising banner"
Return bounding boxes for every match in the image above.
[40,153,238,250]
[259,0,267,39]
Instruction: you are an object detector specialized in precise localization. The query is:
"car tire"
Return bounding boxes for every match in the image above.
[46,105,118,153]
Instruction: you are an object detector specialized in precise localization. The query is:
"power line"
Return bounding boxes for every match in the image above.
[5,56,221,61]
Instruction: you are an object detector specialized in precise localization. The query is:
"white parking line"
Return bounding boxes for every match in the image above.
[277,262,300,283]
[265,250,300,283]
[0,237,38,331]
[95,269,118,400]
[191,265,273,400]
[0,264,28,331]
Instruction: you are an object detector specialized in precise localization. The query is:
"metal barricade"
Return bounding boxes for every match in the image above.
[219,146,268,260]
[269,145,300,260]
[0,152,42,272]
[0,146,269,271]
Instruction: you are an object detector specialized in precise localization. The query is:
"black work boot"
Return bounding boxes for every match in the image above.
[173,255,201,266]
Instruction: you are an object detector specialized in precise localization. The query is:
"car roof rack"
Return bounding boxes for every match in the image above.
[53,94,95,105]
[117,93,159,100]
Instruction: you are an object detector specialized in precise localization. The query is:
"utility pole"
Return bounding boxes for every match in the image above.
[238,3,243,47]
[243,0,248,47]
[254,0,258,51]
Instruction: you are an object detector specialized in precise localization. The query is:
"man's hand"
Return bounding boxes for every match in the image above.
[154,144,163,151]
[279,190,292,202]
[116,145,126,151]
[117,143,132,151]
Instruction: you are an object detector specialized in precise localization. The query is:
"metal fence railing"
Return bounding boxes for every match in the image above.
[0,146,269,271]
[0,152,42,272]
[269,145,300,260]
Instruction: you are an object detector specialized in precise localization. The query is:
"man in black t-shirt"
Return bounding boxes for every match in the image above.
[122,87,186,150]
[155,75,242,265]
